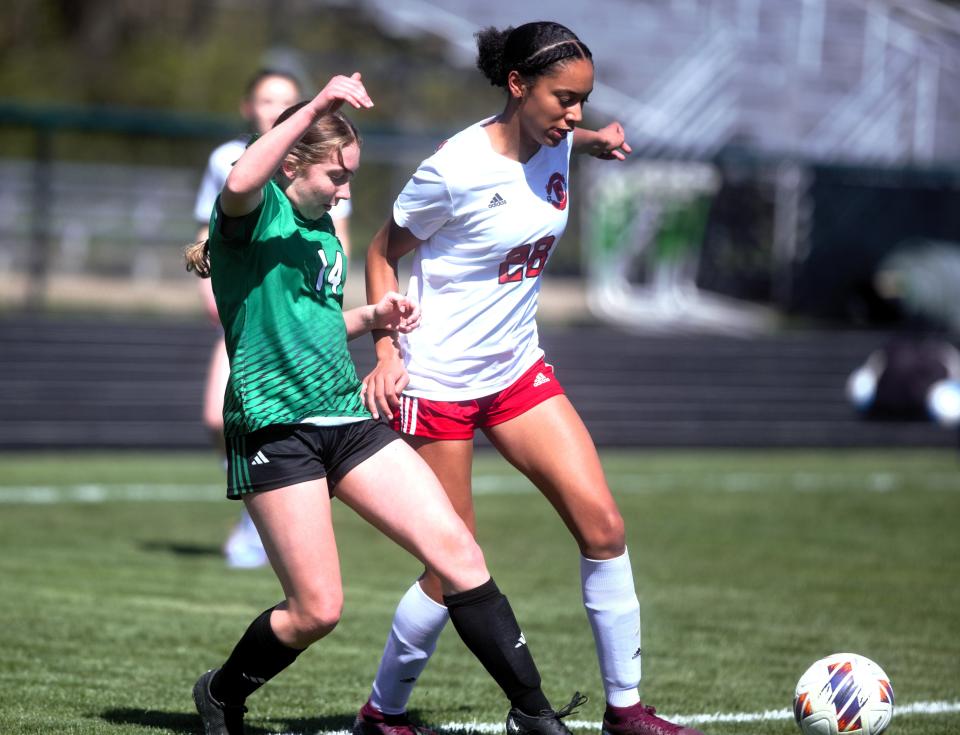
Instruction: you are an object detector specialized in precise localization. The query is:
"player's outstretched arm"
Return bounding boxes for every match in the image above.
[221,73,374,218]
[573,121,632,160]
[343,292,421,341]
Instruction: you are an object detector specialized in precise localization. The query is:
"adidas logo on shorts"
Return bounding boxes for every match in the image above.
[251,450,270,466]
[488,192,507,208]
[533,372,550,388]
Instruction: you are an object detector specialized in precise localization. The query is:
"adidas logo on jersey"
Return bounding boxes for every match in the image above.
[533,372,551,388]
[251,450,270,466]
[488,192,507,208]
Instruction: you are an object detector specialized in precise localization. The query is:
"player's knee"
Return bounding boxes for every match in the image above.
[455,535,487,575]
[579,508,626,558]
[289,596,343,643]
[447,530,486,574]
[430,529,488,586]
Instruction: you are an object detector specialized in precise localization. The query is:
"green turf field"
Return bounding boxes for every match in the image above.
[0,449,958,735]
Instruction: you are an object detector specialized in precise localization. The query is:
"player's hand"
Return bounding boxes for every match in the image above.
[371,292,421,334]
[361,353,408,421]
[589,121,632,161]
[312,72,374,115]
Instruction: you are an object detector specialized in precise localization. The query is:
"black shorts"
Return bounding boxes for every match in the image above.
[224,420,399,500]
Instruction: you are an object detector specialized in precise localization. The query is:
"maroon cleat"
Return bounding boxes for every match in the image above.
[602,701,705,735]
[352,700,437,735]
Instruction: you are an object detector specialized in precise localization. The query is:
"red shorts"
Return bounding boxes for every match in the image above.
[392,357,565,440]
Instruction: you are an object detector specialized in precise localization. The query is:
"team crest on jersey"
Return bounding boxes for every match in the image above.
[546,172,567,210]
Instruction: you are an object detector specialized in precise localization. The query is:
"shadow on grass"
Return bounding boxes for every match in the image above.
[100,706,490,735]
[99,708,368,734]
[139,540,222,557]
[100,707,209,733]
[269,710,487,735]
[100,706,278,734]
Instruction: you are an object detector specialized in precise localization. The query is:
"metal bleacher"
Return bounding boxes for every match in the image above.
[1,317,952,450]
[358,0,960,165]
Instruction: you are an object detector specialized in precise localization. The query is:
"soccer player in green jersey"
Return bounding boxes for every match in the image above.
[194,69,306,569]
[184,72,582,735]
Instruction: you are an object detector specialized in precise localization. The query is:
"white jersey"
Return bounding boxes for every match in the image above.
[193,136,352,225]
[395,118,572,400]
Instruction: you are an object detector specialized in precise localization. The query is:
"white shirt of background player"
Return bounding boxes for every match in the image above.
[194,136,352,226]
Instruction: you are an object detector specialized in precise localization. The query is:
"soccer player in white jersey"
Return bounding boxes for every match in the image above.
[193,69,353,568]
[358,22,704,735]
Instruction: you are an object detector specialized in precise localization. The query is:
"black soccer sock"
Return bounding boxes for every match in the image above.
[444,578,551,715]
[210,606,304,705]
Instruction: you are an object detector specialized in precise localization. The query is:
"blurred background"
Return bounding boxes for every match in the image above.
[2,0,960,450]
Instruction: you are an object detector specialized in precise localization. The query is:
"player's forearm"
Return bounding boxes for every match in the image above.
[366,220,401,301]
[221,105,318,215]
[366,220,403,359]
[342,304,377,340]
[573,122,630,160]
[573,128,605,154]
[572,127,602,154]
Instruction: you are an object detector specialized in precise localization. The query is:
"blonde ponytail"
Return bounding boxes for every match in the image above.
[184,239,211,278]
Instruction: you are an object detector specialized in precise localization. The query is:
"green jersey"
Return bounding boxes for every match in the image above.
[208,179,368,437]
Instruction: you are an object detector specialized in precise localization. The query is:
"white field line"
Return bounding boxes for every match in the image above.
[1,468,958,504]
[472,470,960,495]
[0,483,224,504]
[271,699,960,734]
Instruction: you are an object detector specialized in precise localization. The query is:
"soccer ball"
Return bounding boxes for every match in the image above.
[793,653,894,735]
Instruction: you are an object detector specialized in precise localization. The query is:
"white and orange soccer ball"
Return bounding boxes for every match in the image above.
[793,653,894,735]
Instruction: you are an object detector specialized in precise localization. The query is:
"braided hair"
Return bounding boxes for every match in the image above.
[476,21,592,88]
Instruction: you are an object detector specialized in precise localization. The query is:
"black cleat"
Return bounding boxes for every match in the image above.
[506,692,588,735]
[193,668,247,735]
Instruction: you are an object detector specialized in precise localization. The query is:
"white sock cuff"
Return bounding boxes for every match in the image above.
[607,689,642,708]
[581,548,635,593]
[394,581,449,642]
[412,579,448,612]
[581,547,630,565]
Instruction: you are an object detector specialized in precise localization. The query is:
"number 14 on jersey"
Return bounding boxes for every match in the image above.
[317,249,344,295]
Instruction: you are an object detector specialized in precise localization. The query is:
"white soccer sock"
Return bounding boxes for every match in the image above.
[581,549,642,707]
[369,580,449,715]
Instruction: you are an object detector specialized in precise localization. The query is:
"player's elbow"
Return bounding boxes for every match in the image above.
[219,178,261,218]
